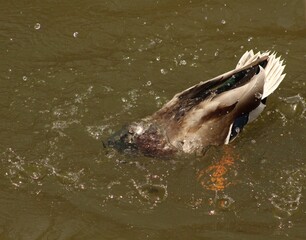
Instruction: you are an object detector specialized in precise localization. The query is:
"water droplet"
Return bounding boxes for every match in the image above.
[34,23,41,30]
[255,92,262,99]
[160,69,168,75]
[214,50,219,57]
[121,98,127,103]
[73,32,79,38]
[193,55,199,60]
[247,36,253,42]
[208,210,215,215]
[156,56,160,61]
[164,24,170,30]
[221,19,226,24]
[146,81,152,86]
[22,76,27,81]
[235,127,240,133]
[179,60,187,65]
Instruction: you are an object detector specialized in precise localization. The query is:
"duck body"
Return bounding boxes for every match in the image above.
[108,50,286,157]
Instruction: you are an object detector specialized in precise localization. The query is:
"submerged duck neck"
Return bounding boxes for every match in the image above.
[108,120,176,157]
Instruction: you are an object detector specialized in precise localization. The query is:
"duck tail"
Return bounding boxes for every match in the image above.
[261,52,286,99]
[236,50,286,99]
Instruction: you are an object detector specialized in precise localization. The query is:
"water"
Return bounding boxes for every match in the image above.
[0,0,306,239]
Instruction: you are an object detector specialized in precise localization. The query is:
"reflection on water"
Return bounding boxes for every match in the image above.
[0,0,306,239]
[197,146,236,191]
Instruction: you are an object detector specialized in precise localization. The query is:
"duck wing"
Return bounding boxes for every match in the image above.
[151,50,285,152]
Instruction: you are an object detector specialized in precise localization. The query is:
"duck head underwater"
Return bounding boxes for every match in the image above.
[108,50,286,157]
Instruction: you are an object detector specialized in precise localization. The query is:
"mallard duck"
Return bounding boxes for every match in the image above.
[108,50,286,157]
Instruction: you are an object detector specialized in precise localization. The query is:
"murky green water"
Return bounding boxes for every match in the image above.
[0,0,306,239]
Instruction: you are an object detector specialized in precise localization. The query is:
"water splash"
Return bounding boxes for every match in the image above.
[209,192,235,213]
[1,148,46,189]
[269,168,304,217]
[1,143,89,193]
[86,125,110,140]
[282,94,306,119]
[131,174,168,205]
[138,38,162,52]
[275,108,288,126]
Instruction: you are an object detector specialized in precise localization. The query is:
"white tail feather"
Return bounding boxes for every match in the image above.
[236,50,286,99]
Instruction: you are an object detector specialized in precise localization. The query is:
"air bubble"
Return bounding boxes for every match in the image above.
[22,76,27,81]
[221,19,226,24]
